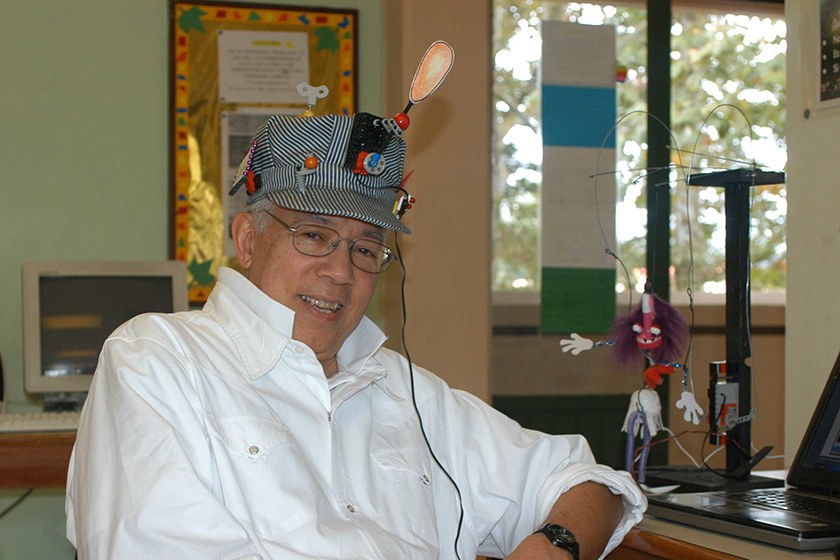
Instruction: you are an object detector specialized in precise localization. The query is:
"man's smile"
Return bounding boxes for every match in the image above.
[300,294,343,313]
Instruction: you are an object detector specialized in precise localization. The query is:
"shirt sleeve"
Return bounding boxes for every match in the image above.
[65,318,264,560]
[529,460,648,558]
[413,373,647,559]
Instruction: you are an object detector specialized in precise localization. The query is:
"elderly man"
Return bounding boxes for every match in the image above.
[66,97,645,559]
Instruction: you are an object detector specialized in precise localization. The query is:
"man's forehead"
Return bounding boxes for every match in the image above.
[279,207,387,239]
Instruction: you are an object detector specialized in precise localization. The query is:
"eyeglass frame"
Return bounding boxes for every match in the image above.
[260,210,396,274]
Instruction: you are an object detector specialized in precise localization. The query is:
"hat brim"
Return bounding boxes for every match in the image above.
[265,187,411,234]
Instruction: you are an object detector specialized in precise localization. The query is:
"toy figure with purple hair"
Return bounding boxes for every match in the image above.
[560,286,702,485]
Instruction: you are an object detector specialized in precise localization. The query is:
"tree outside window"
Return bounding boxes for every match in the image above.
[492,1,786,297]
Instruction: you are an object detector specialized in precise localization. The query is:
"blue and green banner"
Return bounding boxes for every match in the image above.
[540,21,617,334]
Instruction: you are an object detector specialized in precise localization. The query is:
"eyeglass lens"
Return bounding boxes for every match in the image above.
[292,224,393,273]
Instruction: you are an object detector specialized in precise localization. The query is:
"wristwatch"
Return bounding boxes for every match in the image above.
[532,523,580,560]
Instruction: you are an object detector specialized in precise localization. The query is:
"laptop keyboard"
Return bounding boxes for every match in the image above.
[731,489,840,521]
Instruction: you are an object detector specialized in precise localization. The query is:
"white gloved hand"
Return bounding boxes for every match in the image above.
[675,391,704,425]
[559,333,594,355]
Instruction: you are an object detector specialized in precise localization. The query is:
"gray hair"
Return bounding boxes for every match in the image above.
[247,198,277,233]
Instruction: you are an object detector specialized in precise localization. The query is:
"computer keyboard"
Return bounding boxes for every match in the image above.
[732,489,840,522]
[0,410,81,433]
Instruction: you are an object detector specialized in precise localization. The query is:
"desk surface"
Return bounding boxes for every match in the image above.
[0,431,75,488]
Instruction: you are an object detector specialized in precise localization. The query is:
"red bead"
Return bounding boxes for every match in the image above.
[394,113,410,130]
[245,171,256,193]
[304,155,318,169]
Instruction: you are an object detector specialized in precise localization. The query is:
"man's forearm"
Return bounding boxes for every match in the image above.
[508,481,623,560]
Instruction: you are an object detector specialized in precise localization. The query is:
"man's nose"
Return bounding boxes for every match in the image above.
[316,240,356,282]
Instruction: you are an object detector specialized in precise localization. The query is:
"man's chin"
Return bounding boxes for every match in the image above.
[292,327,341,356]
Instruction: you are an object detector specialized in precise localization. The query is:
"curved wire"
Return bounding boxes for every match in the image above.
[591,109,688,311]
[684,102,758,403]
[394,236,464,560]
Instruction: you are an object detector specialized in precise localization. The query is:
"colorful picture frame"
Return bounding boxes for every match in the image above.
[169,1,358,302]
[819,0,840,109]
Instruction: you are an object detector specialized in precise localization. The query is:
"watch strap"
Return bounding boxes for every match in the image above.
[533,523,580,560]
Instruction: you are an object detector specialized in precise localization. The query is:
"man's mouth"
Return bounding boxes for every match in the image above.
[300,295,343,313]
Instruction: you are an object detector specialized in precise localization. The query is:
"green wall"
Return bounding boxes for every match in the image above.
[0,0,383,557]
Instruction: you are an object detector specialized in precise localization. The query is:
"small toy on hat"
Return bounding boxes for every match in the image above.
[297,83,329,117]
[386,41,454,219]
[392,40,455,134]
[228,40,454,235]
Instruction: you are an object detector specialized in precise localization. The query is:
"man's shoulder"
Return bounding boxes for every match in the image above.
[108,309,217,347]
[370,347,454,396]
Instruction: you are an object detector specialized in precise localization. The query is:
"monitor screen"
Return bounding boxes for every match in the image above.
[22,261,189,395]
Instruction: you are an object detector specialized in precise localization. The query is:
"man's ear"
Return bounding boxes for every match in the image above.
[231,212,256,270]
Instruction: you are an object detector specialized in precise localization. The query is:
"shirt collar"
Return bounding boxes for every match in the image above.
[337,313,388,373]
[205,267,388,381]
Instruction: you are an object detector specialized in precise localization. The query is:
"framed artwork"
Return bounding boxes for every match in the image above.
[169,0,358,302]
[819,0,840,109]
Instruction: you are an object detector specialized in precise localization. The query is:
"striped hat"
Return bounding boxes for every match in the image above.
[229,112,411,234]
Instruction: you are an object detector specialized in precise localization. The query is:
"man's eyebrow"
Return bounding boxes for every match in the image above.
[352,221,387,242]
[304,213,331,225]
[364,228,386,242]
[309,213,386,242]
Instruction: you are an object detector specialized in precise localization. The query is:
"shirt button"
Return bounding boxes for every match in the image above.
[295,346,305,355]
[346,504,356,513]
[248,445,260,455]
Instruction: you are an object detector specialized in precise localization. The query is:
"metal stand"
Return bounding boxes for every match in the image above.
[687,168,785,477]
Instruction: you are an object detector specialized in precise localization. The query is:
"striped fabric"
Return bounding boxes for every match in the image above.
[230,113,410,233]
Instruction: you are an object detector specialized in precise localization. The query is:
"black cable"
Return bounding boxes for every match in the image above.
[394,236,464,560]
[0,488,33,521]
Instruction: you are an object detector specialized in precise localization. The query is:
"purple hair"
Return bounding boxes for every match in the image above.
[610,292,689,366]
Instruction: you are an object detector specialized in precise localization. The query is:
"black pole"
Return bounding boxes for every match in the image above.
[687,168,784,478]
[644,0,672,468]
[646,0,672,301]
[723,180,753,476]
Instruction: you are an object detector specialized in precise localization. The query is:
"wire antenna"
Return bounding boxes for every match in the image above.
[591,109,688,309]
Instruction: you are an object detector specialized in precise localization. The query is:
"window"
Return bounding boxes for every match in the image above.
[492,1,786,298]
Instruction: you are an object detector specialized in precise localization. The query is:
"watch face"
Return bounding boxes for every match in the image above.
[537,524,580,560]
[545,524,575,544]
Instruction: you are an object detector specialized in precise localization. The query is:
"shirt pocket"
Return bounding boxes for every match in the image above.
[372,443,439,544]
[212,415,293,461]
[373,447,432,485]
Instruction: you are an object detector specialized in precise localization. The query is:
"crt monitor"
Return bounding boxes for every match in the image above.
[22,260,189,396]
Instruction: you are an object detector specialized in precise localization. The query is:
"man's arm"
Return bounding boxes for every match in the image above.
[507,481,623,560]
[67,325,261,558]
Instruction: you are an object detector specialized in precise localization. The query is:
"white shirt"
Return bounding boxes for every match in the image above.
[66,267,646,559]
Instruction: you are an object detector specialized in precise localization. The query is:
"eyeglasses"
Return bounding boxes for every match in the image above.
[262,210,395,274]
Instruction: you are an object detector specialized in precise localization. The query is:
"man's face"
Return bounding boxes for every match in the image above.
[234,206,384,371]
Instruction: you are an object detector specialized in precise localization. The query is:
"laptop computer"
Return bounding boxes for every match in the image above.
[646,349,840,551]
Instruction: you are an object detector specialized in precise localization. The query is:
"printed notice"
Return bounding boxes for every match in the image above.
[218,30,309,104]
